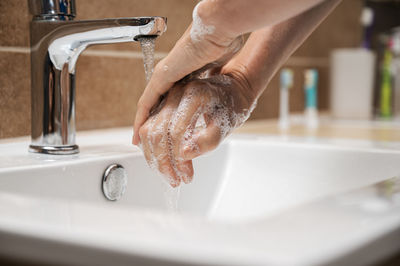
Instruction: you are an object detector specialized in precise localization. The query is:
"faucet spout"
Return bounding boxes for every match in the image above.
[28,11,166,154]
[48,18,166,74]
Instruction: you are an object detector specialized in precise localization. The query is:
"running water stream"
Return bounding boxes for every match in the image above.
[138,36,181,212]
[138,36,156,83]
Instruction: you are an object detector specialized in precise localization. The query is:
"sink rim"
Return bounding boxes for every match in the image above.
[1,126,400,172]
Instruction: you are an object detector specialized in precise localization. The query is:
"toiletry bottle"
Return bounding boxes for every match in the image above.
[379,38,393,119]
[390,30,400,120]
[304,69,319,129]
[279,68,293,130]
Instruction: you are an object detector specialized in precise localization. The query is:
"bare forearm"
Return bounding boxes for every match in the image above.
[222,0,341,99]
[198,0,326,40]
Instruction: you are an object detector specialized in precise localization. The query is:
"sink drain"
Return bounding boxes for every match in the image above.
[102,164,127,201]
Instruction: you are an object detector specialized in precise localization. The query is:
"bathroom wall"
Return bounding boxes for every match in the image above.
[0,0,362,139]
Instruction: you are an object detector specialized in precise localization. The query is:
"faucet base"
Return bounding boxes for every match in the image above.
[29,145,79,155]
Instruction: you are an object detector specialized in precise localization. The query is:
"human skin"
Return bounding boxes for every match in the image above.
[139,76,253,186]
[133,0,336,145]
[137,0,341,187]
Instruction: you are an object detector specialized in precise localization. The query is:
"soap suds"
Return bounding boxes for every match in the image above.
[141,114,180,187]
[144,116,159,171]
[141,74,257,189]
[174,77,257,159]
[167,101,199,183]
[190,2,216,42]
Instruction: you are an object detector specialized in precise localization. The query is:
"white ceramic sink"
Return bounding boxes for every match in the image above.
[0,128,399,266]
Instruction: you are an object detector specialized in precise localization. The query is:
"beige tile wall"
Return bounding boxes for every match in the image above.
[0,0,362,139]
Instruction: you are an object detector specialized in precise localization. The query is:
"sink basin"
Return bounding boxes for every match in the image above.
[0,128,399,266]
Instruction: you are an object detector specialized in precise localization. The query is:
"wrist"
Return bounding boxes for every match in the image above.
[221,65,259,110]
[192,0,236,47]
[221,61,262,104]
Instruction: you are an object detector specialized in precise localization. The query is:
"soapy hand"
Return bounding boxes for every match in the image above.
[135,0,342,187]
[139,74,256,187]
[133,1,240,145]
[133,0,340,146]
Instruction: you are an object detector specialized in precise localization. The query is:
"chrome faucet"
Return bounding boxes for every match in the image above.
[28,0,167,155]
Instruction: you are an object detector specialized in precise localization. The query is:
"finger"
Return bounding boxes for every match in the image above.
[133,85,168,145]
[168,85,205,181]
[139,105,181,187]
[139,116,158,170]
[181,120,222,161]
[169,91,203,157]
[133,91,168,145]
[152,86,186,187]
[156,147,181,187]
[151,112,181,187]
[133,31,226,144]
[176,160,194,184]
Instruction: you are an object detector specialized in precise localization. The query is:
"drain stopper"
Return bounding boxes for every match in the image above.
[102,164,127,201]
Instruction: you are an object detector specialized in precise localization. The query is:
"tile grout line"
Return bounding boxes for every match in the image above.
[0,46,30,54]
[0,46,330,67]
